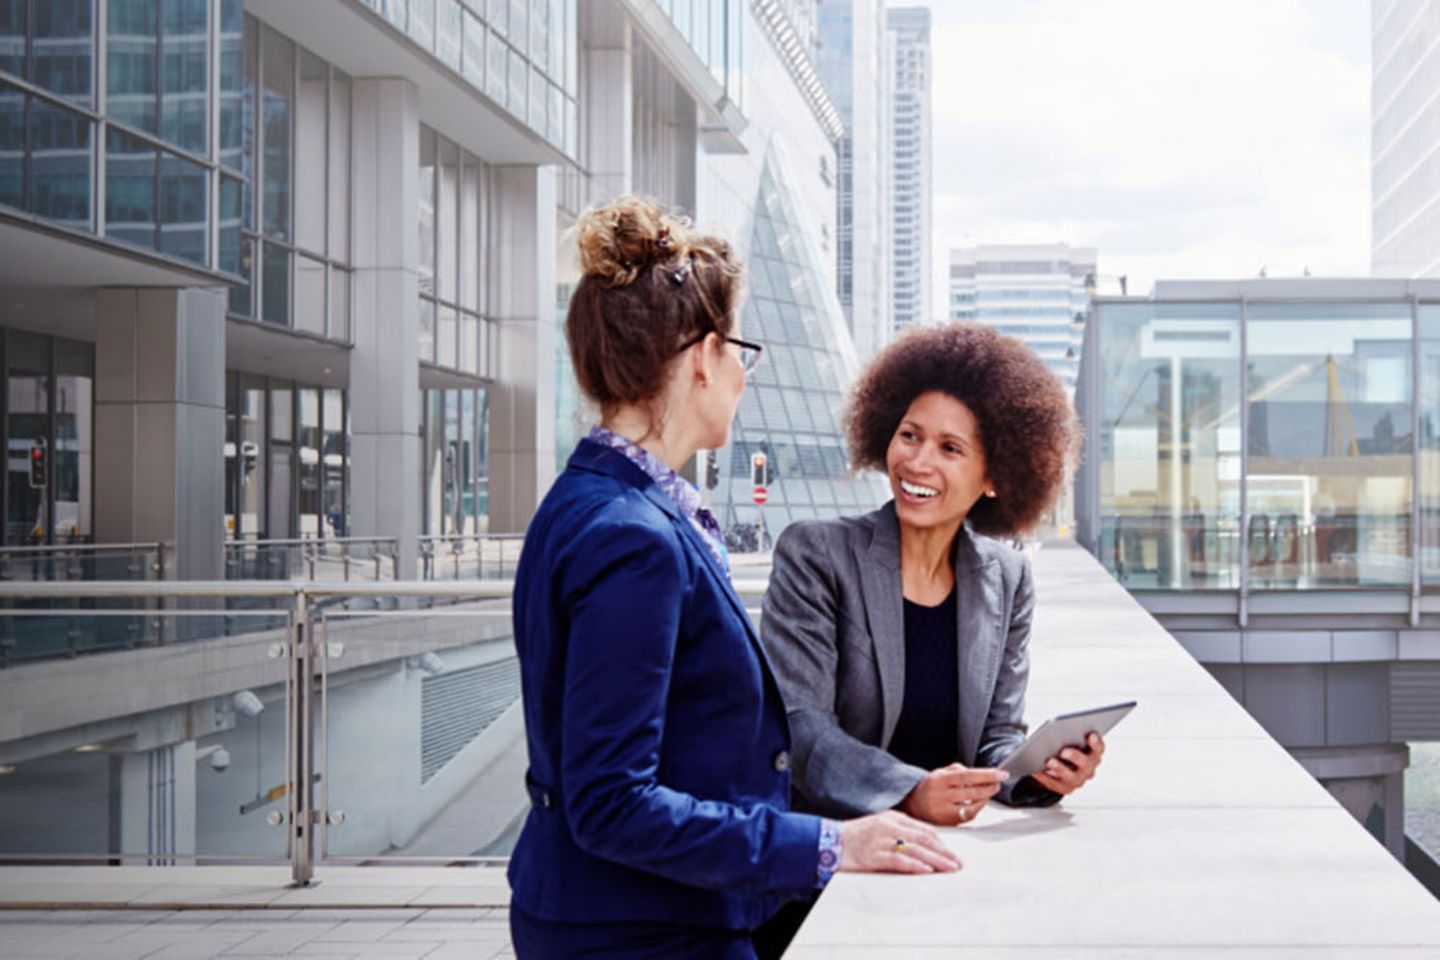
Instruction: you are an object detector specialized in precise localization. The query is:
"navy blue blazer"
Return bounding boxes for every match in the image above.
[507,439,822,932]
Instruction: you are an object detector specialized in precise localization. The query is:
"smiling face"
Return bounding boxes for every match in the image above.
[886,390,991,533]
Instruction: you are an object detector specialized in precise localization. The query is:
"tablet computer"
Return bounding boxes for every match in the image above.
[1001,701,1137,781]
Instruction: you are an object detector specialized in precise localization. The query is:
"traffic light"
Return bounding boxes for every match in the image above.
[27,441,46,490]
[751,452,767,488]
[704,449,719,490]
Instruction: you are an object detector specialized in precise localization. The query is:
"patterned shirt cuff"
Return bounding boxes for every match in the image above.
[815,817,842,888]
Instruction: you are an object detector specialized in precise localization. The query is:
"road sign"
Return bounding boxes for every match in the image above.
[753,486,768,505]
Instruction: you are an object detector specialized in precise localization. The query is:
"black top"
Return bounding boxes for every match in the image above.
[887,588,960,772]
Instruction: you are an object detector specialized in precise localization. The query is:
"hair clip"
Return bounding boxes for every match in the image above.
[655,226,673,253]
[669,254,694,286]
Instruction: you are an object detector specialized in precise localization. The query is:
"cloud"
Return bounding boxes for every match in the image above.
[929,0,1370,300]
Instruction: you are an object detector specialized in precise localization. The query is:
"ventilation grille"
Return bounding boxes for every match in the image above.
[420,657,521,784]
[1391,663,1440,740]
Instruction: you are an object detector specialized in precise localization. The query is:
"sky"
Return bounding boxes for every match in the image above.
[928,0,1371,304]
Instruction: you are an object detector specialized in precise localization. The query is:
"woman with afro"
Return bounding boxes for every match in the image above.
[761,322,1100,851]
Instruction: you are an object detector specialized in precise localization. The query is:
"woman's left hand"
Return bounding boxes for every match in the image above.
[1029,732,1105,795]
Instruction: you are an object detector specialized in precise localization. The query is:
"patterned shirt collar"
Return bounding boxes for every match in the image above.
[586,426,729,575]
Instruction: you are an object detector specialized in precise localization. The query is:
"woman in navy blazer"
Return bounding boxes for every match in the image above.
[507,197,958,959]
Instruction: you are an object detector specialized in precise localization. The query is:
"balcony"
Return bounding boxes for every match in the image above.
[1,542,1438,956]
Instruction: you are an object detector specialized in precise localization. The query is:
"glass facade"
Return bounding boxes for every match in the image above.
[1081,294,1427,591]
[356,0,578,158]
[418,125,493,377]
[225,372,348,540]
[422,386,489,535]
[0,1,248,272]
[0,6,353,323]
[1,329,94,545]
[711,161,888,548]
[653,0,744,108]
[229,19,353,338]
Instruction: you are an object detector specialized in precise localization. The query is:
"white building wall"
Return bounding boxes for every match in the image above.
[1372,0,1440,276]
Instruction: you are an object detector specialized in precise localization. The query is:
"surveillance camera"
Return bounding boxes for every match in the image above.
[232,689,265,717]
[209,747,231,772]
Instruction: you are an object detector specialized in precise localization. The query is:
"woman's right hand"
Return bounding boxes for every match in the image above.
[838,810,961,874]
[899,763,1009,826]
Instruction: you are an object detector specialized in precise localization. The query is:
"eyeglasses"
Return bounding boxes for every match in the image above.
[678,331,765,377]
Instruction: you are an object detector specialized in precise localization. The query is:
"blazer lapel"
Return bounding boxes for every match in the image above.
[953,527,1003,765]
[856,503,906,746]
[643,483,770,662]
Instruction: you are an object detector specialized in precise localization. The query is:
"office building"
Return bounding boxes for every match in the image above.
[886,5,930,331]
[1074,277,1440,859]
[0,0,880,863]
[817,0,890,362]
[949,243,1096,396]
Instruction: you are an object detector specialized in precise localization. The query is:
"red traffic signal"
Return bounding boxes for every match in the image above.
[28,442,47,490]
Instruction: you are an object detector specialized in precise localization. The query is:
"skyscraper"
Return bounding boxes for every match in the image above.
[1373,1,1440,275]
[886,6,931,331]
[949,243,1096,396]
[817,0,891,362]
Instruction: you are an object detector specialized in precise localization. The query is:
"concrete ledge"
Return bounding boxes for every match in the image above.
[791,542,1440,954]
[0,866,511,910]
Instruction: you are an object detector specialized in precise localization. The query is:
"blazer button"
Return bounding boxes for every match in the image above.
[542,791,553,809]
[773,750,791,773]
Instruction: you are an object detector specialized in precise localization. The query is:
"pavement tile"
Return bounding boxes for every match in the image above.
[423,944,513,960]
[309,918,412,943]
[216,923,340,956]
[381,924,510,943]
[289,941,441,959]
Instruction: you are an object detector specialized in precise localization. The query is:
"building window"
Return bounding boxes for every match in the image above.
[1,329,93,546]
[419,124,493,378]
[422,386,489,535]
[225,371,348,541]
[227,16,353,340]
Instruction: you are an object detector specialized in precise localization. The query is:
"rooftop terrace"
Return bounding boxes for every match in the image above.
[2,541,1439,958]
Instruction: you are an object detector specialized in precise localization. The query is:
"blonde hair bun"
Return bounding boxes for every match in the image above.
[574,195,693,287]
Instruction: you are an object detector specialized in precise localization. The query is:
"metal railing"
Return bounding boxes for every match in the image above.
[419,533,526,580]
[225,537,401,582]
[0,577,770,884]
[0,540,169,582]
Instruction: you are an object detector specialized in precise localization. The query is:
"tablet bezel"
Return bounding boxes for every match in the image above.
[1001,700,1137,782]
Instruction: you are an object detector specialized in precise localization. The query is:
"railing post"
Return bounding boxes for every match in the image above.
[288,587,316,886]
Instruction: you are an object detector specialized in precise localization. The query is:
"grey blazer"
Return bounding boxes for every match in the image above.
[761,502,1054,818]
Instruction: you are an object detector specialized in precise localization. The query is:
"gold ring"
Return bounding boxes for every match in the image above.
[891,837,907,852]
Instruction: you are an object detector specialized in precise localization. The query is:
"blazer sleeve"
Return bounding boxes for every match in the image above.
[762,524,927,818]
[557,517,823,896]
[979,555,1062,808]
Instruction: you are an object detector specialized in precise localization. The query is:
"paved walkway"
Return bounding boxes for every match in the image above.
[0,908,514,960]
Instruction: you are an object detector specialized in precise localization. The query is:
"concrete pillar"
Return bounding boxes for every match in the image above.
[94,287,226,582]
[110,741,197,862]
[487,165,557,534]
[1294,744,1410,861]
[582,0,632,204]
[348,77,422,578]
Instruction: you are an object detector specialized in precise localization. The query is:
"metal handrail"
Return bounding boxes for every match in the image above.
[0,579,514,599]
[224,536,400,547]
[0,540,170,556]
[419,533,526,542]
